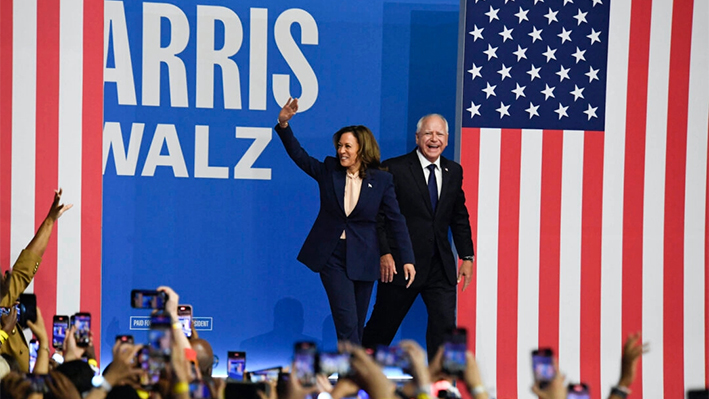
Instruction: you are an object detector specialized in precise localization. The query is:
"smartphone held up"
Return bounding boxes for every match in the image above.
[532,348,555,389]
[442,328,468,377]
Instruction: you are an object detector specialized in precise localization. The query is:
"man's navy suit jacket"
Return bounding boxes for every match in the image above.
[275,124,415,282]
[378,150,474,288]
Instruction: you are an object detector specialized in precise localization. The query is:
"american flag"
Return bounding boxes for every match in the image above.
[0,0,103,356]
[457,1,708,399]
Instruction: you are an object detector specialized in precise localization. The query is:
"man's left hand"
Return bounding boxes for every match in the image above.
[403,264,416,288]
[457,260,474,292]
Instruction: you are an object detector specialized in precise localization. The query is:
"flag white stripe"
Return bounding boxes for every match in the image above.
[600,0,631,393]
[642,0,673,394]
[517,129,542,399]
[683,0,709,390]
[558,130,584,383]
[476,128,500,391]
[10,0,38,285]
[56,0,84,315]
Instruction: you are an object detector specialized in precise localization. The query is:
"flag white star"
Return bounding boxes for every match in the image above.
[592,0,603,7]
[529,26,544,43]
[527,64,542,81]
[563,0,573,4]
[585,66,600,82]
[485,6,500,22]
[534,0,544,4]
[512,83,527,99]
[469,25,484,41]
[513,45,528,61]
[573,9,588,25]
[496,102,511,118]
[504,0,516,3]
[526,102,540,118]
[544,8,559,24]
[467,101,481,118]
[584,103,598,120]
[558,27,572,43]
[587,28,602,45]
[497,64,512,81]
[499,26,514,42]
[468,63,482,80]
[570,85,585,101]
[482,82,497,98]
[556,65,570,81]
[572,47,586,63]
[515,7,529,23]
[541,84,556,100]
[483,44,499,60]
[555,103,569,119]
[542,46,557,62]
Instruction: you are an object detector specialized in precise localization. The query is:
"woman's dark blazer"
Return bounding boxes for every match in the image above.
[275,124,415,282]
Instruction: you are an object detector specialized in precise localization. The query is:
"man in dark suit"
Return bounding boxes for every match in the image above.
[362,114,475,360]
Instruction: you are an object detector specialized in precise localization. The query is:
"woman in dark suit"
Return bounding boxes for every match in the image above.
[275,98,416,344]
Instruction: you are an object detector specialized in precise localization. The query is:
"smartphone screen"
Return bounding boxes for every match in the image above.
[1,304,21,321]
[319,352,351,376]
[72,313,91,347]
[27,374,51,394]
[567,383,590,399]
[131,290,167,309]
[29,339,39,372]
[532,348,555,388]
[294,342,317,387]
[149,314,172,357]
[189,380,211,399]
[442,328,467,376]
[247,367,282,383]
[374,345,410,370]
[137,346,163,389]
[227,351,246,381]
[53,315,69,349]
[177,305,192,338]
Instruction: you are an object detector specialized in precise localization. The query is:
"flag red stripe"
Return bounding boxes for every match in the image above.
[34,0,60,317]
[80,0,104,361]
[662,1,693,396]
[458,127,480,357]
[496,129,521,398]
[538,130,562,352]
[0,0,12,270]
[580,131,604,399]
[621,1,652,397]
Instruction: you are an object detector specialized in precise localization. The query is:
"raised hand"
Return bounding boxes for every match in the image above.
[48,188,73,221]
[619,332,649,388]
[278,98,299,127]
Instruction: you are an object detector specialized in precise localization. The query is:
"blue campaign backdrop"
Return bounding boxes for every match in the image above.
[101,0,459,373]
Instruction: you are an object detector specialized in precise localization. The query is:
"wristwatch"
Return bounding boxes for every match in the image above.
[91,375,113,393]
[462,255,474,261]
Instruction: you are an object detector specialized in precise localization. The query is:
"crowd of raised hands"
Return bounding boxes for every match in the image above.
[1,281,493,399]
[0,190,679,399]
[0,282,654,399]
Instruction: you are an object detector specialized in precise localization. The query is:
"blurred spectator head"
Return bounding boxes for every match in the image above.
[192,338,214,378]
[55,359,94,394]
